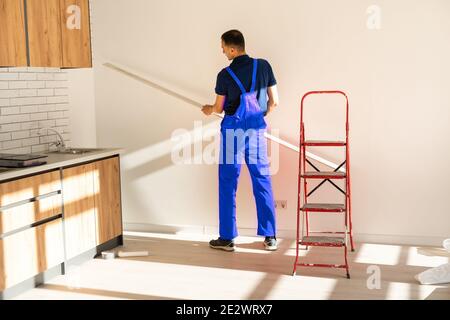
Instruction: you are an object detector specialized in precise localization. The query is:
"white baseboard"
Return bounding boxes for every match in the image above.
[123,222,447,247]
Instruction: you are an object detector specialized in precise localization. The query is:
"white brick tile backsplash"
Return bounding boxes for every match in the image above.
[22,137,40,146]
[45,68,61,73]
[9,81,28,89]
[0,73,19,80]
[19,89,37,97]
[38,104,55,112]
[30,113,48,121]
[38,119,56,128]
[1,107,21,115]
[40,135,57,144]
[54,103,69,111]
[0,90,19,98]
[37,88,54,96]
[37,73,54,81]
[32,144,48,153]
[0,99,10,106]
[9,67,29,72]
[4,146,32,154]
[48,111,64,119]
[10,96,47,106]
[55,126,69,133]
[56,118,69,126]
[0,114,30,124]
[45,81,67,89]
[20,121,39,130]
[0,132,12,142]
[19,73,37,81]
[0,67,71,153]
[27,81,46,89]
[47,96,69,104]
[30,67,47,73]
[11,130,30,140]
[20,105,39,113]
[2,139,22,149]
[1,123,21,132]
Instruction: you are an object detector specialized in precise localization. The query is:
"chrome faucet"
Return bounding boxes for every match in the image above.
[39,127,67,151]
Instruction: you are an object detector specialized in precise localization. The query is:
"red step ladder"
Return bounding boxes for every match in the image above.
[292,91,354,279]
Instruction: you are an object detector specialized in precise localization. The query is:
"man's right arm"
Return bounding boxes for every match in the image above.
[266,85,279,115]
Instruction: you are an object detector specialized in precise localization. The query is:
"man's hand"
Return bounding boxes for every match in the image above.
[202,104,214,116]
[265,104,275,116]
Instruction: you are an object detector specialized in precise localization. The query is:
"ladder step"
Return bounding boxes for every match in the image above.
[303,140,346,147]
[302,172,346,179]
[300,236,345,247]
[301,203,345,212]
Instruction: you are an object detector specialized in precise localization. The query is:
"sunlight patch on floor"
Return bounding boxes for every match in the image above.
[353,243,402,266]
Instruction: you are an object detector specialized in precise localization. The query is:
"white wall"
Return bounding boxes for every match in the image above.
[91,0,450,245]
[67,69,97,147]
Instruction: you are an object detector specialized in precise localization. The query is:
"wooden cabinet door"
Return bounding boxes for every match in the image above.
[94,157,122,244]
[62,163,97,259]
[0,170,62,235]
[0,218,64,291]
[59,0,92,68]
[0,0,28,67]
[26,0,62,67]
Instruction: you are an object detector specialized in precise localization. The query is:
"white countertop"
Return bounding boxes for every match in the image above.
[0,148,124,182]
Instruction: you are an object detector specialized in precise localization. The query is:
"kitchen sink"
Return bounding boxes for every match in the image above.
[47,148,103,155]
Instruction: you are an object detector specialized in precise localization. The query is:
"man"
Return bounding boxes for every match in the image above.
[202,30,279,252]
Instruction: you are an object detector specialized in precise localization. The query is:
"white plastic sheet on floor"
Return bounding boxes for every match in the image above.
[415,239,450,285]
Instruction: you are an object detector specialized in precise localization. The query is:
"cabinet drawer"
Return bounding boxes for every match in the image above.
[0,218,64,291]
[0,171,61,208]
[0,193,62,235]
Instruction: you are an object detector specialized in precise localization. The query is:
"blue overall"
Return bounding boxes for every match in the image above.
[219,58,277,240]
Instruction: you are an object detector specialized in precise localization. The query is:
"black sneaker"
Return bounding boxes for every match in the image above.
[264,236,278,251]
[209,238,235,252]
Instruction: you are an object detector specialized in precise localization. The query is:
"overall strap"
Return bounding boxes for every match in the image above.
[250,58,258,92]
[226,67,246,94]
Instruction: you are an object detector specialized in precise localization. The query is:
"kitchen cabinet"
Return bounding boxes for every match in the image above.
[0,218,64,291]
[26,0,63,67]
[1,0,92,68]
[63,157,122,256]
[0,153,122,294]
[94,157,122,244]
[0,170,64,291]
[60,0,92,68]
[0,170,62,235]
[0,0,28,67]
[62,163,97,259]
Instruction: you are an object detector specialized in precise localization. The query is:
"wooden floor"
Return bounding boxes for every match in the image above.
[13,232,450,300]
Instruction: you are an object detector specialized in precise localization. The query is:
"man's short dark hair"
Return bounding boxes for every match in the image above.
[221,30,245,51]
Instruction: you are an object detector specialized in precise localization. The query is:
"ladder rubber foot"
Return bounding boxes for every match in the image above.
[292,272,296,277]
[351,249,355,252]
[346,273,351,279]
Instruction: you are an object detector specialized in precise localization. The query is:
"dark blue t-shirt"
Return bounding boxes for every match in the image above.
[215,55,277,116]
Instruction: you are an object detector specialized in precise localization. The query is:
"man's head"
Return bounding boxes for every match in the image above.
[221,30,246,61]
